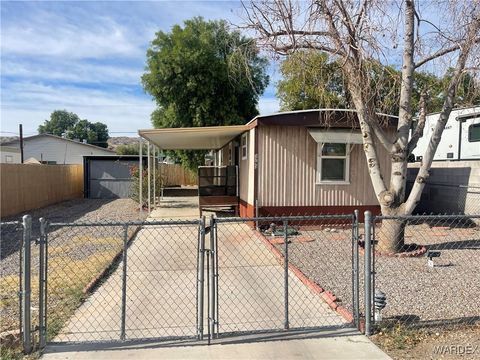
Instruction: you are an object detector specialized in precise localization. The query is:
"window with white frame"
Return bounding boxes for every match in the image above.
[5,155,13,163]
[241,133,248,160]
[317,143,350,183]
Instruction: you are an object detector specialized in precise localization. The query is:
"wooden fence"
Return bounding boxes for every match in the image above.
[1,164,84,218]
[159,164,198,187]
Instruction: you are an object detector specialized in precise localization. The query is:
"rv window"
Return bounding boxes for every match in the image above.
[468,123,480,142]
[241,133,248,160]
[317,143,350,183]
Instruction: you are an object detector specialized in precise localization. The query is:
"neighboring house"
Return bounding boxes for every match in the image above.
[139,109,397,218]
[411,106,480,161]
[0,146,21,163]
[3,134,114,165]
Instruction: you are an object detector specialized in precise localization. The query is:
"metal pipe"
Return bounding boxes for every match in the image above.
[147,142,151,213]
[39,218,47,349]
[22,215,32,354]
[255,200,259,230]
[197,216,206,340]
[352,210,360,329]
[214,217,219,337]
[139,137,143,213]
[209,215,216,339]
[120,225,128,341]
[215,214,353,223]
[364,211,372,336]
[153,147,156,209]
[283,220,289,330]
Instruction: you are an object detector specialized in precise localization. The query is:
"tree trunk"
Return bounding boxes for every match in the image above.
[377,217,406,253]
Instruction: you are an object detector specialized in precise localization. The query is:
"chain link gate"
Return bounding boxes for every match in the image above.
[206,213,362,339]
[11,212,365,353]
[35,218,204,347]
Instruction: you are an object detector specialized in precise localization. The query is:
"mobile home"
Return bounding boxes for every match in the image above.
[139,109,397,218]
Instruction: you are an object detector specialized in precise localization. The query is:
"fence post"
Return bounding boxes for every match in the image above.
[38,218,47,349]
[197,216,206,340]
[120,225,128,341]
[208,215,216,340]
[350,211,358,329]
[364,211,372,336]
[21,215,32,354]
[214,217,219,337]
[283,220,289,330]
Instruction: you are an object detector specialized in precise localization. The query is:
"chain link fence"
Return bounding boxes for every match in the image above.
[0,220,23,339]
[213,215,358,336]
[44,219,201,343]
[369,214,480,334]
[3,210,480,356]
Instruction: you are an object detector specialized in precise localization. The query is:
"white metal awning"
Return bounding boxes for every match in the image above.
[138,125,249,150]
[307,128,363,144]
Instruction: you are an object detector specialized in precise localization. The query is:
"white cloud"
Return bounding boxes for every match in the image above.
[1,10,146,60]
[258,97,280,115]
[2,59,144,86]
[1,82,155,135]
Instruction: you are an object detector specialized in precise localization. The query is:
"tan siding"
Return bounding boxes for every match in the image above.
[258,125,392,207]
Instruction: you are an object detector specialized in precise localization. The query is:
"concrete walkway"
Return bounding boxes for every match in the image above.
[43,328,390,359]
[47,196,389,358]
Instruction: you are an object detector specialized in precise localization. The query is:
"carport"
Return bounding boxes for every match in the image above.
[138,125,249,214]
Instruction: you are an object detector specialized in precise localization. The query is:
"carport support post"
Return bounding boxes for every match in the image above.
[139,137,143,213]
[283,220,289,330]
[364,211,372,336]
[147,141,151,213]
[21,215,32,354]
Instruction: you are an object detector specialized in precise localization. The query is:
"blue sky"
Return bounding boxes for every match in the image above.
[0,1,281,137]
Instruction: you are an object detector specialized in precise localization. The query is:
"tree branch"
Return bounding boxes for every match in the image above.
[406,92,427,155]
[415,37,480,69]
[404,16,480,214]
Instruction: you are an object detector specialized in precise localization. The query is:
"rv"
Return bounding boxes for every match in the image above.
[412,106,480,161]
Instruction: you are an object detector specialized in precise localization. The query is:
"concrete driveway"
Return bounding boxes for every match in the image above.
[47,196,389,359]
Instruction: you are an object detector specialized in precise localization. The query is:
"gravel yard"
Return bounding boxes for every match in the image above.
[0,198,146,336]
[273,220,480,331]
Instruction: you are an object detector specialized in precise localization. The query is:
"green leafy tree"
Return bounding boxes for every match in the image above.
[38,110,109,148]
[38,110,80,136]
[277,51,479,115]
[116,143,148,155]
[142,17,269,170]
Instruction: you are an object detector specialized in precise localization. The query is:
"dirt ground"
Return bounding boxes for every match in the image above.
[0,198,146,335]
[371,324,480,359]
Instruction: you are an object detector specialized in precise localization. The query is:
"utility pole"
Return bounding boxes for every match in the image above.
[19,124,24,163]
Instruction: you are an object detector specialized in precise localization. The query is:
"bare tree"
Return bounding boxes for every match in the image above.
[243,0,480,252]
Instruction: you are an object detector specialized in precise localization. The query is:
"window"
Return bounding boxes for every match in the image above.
[468,123,480,142]
[5,155,13,163]
[241,133,248,160]
[317,143,350,184]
